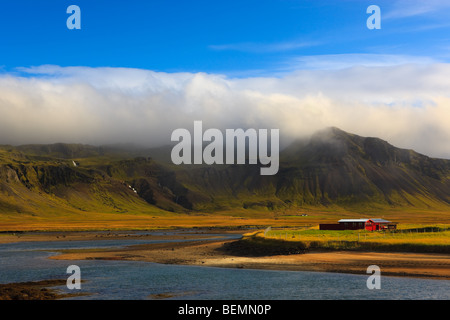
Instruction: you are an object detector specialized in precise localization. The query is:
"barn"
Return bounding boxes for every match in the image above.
[320,218,396,231]
[363,218,396,231]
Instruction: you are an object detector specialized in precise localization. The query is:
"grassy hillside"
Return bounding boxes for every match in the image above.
[1,127,450,231]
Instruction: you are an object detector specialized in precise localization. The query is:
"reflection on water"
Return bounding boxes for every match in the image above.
[0,232,448,300]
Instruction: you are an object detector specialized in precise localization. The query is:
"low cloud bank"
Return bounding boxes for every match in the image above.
[1,63,450,159]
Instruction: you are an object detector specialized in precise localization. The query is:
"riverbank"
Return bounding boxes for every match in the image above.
[0,228,244,244]
[47,231,450,280]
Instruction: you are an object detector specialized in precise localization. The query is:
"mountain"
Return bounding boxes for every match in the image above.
[0,127,449,218]
[167,127,450,211]
[276,127,450,208]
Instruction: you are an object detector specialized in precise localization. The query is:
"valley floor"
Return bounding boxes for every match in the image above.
[42,231,450,280]
[1,229,449,280]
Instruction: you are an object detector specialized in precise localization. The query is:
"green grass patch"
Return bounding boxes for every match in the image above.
[259,225,450,254]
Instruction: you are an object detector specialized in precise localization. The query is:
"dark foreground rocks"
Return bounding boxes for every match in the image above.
[0,279,85,300]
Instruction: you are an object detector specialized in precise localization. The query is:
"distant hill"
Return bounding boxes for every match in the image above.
[0,127,449,217]
[278,127,450,208]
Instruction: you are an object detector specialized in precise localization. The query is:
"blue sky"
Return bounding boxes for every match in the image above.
[1,0,450,75]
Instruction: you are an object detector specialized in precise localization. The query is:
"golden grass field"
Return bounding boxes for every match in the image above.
[1,205,449,232]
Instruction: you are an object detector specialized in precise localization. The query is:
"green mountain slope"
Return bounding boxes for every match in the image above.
[276,127,450,209]
[0,127,449,218]
[165,128,450,212]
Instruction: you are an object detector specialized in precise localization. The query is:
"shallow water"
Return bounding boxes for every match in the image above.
[0,232,448,300]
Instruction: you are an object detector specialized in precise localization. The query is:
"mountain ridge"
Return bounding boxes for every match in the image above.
[0,127,449,218]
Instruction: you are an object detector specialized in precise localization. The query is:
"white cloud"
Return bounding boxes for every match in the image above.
[282,54,438,71]
[1,63,450,159]
[208,40,319,53]
[384,0,450,19]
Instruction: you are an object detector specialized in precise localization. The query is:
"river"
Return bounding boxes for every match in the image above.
[0,231,448,300]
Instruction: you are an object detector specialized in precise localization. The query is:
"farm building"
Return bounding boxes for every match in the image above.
[320,218,396,231]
